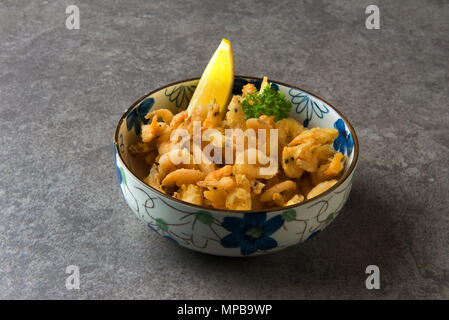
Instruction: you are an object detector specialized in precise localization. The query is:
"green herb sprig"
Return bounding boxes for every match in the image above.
[241,83,292,121]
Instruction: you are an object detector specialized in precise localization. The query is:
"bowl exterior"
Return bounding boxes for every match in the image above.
[114,76,358,257]
[115,148,355,256]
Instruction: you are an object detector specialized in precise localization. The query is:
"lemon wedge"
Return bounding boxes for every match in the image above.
[187,38,234,116]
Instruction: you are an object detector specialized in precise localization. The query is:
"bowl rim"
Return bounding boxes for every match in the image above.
[114,75,359,214]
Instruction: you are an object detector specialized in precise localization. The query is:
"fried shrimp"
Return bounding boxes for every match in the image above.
[259,115,275,128]
[324,152,344,178]
[203,188,227,209]
[234,174,251,192]
[289,128,338,146]
[258,76,269,94]
[157,148,192,177]
[316,144,335,164]
[204,165,232,181]
[306,179,338,199]
[141,117,169,143]
[161,169,206,187]
[198,176,236,190]
[281,146,304,178]
[241,83,256,98]
[203,101,222,128]
[310,152,344,185]
[245,117,273,131]
[260,180,297,202]
[285,194,304,206]
[144,164,163,192]
[173,184,203,205]
[275,118,303,147]
[169,110,188,130]
[190,104,210,123]
[245,116,276,155]
[198,161,216,175]
[145,109,174,125]
[226,188,251,210]
[226,96,246,129]
[290,139,319,173]
[197,176,236,192]
[130,76,347,210]
[251,180,265,194]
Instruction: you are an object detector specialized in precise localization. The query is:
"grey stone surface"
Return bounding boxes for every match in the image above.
[0,0,448,299]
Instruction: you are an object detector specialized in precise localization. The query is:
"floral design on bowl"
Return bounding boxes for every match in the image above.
[220,213,284,255]
[126,97,154,135]
[333,119,354,156]
[288,88,330,127]
[164,84,196,109]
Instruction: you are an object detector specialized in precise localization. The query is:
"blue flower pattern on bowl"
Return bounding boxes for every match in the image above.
[164,85,196,109]
[126,97,154,135]
[333,119,354,156]
[220,213,284,255]
[289,88,329,127]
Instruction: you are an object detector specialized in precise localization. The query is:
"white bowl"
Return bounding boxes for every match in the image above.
[114,76,359,256]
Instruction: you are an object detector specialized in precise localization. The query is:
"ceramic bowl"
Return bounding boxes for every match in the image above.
[114,76,359,257]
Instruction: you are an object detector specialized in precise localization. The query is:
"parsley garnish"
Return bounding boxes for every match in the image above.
[241,83,292,121]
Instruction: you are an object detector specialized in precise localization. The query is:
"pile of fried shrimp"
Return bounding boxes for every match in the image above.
[129,83,346,210]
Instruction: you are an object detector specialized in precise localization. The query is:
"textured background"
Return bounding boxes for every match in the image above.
[0,0,448,299]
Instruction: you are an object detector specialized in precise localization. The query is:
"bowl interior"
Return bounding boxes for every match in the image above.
[115,76,357,186]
